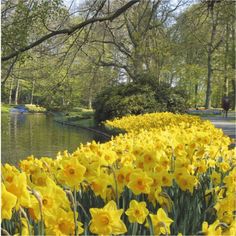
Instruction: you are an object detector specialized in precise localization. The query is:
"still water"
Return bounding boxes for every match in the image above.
[1,113,107,165]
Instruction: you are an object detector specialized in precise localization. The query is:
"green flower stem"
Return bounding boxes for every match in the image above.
[73,189,78,236]
[19,207,32,235]
[66,189,79,236]
[131,222,138,235]
[147,215,155,236]
[101,165,119,207]
[77,201,90,220]
[31,189,44,235]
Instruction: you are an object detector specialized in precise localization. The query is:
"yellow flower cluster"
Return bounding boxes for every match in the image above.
[1,112,236,235]
[105,112,204,132]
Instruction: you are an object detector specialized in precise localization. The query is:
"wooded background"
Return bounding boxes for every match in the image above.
[1,0,235,110]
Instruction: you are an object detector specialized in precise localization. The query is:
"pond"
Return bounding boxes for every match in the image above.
[1,113,107,165]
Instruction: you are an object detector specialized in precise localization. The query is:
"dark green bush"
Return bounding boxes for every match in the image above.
[93,80,188,122]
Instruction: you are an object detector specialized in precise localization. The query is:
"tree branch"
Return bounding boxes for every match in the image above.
[2,0,139,62]
[98,60,135,79]
[1,56,18,86]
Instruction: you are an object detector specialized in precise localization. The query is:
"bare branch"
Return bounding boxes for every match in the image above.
[2,0,139,62]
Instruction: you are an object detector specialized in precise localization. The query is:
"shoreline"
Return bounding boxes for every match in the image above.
[54,119,112,139]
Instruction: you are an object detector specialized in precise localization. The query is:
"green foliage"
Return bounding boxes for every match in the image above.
[154,82,189,113]
[67,109,94,121]
[1,104,14,113]
[2,0,234,112]
[94,80,188,122]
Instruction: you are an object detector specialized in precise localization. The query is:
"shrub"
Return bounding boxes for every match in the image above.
[93,81,188,122]
[93,84,160,122]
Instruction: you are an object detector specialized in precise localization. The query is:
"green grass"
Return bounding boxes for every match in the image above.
[70,118,96,127]
[1,103,47,113]
[53,107,95,128]
[1,104,14,113]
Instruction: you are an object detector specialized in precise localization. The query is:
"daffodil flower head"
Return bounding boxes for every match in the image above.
[127,169,153,195]
[57,157,86,190]
[89,200,127,235]
[46,208,81,235]
[5,172,31,209]
[202,220,222,236]
[125,200,149,224]
[1,183,17,220]
[147,208,173,235]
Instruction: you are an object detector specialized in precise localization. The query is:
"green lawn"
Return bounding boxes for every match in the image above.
[53,107,95,128]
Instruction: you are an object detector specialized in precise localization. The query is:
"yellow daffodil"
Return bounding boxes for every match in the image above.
[223,169,236,192]
[2,164,20,184]
[148,208,173,235]
[46,208,82,235]
[2,112,235,235]
[128,170,153,195]
[148,172,162,191]
[222,220,236,236]
[211,171,221,186]
[89,200,127,235]
[202,220,222,236]
[57,157,86,190]
[5,172,31,209]
[90,173,112,200]
[154,187,173,212]
[214,192,236,224]
[29,179,71,223]
[159,170,173,187]
[219,162,230,172]
[125,200,149,224]
[1,183,17,220]
[141,150,159,170]
[175,171,198,193]
[101,150,118,165]
[115,166,133,193]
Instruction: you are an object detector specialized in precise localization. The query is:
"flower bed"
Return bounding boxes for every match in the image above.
[1,112,235,235]
[25,104,47,113]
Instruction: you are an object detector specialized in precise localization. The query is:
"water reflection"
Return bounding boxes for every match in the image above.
[2,113,107,165]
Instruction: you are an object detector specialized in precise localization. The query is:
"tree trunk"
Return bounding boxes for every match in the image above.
[223,23,229,96]
[30,80,35,104]
[205,50,212,109]
[133,47,142,80]
[205,8,218,109]
[88,83,93,109]
[232,79,236,110]
[8,78,13,104]
[88,96,92,110]
[14,79,20,105]
[231,25,236,110]
[194,83,198,108]
[62,96,65,106]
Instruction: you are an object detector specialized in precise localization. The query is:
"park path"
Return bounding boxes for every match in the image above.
[202,115,235,140]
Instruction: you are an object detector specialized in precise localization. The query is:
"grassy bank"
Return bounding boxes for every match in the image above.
[1,104,14,113]
[1,104,46,113]
[53,108,121,137]
[53,108,95,127]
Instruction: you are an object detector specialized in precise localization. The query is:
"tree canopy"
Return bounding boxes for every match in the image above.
[1,0,235,110]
